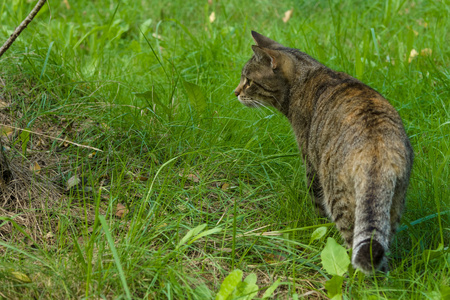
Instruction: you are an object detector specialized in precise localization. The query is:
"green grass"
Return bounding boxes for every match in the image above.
[0,0,449,298]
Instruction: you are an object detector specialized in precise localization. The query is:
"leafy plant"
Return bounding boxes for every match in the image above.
[320,237,351,300]
[183,80,207,115]
[215,269,281,300]
[177,223,222,250]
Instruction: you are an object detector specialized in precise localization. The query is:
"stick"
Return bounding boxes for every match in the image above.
[0,0,47,58]
[1,124,103,152]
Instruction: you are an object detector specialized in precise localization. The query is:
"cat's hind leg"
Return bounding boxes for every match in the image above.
[323,187,356,248]
[306,166,327,218]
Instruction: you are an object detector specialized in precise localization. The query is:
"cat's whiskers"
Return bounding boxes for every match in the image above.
[270,95,283,109]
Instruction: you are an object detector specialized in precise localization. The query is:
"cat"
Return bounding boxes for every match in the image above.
[234,31,413,274]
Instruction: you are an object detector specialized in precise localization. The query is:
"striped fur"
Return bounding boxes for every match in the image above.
[234,31,413,274]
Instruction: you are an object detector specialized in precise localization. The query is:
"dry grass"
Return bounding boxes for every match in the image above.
[0,73,101,250]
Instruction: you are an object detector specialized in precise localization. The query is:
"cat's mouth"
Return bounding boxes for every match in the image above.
[238,95,265,108]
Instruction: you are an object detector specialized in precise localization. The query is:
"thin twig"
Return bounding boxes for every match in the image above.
[0,0,48,58]
[1,124,103,152]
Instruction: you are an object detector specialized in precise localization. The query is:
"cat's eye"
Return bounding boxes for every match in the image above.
[244,78,253,88]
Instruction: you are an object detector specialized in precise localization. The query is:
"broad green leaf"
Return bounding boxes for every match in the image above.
[241,282,259,300]
[440,285,450,299]
[242,274,259,299]
[422,243,446,261]
[73,26,106,50]
[310,226,327,242]
[243,273,257,286]
[262,278,281,299]
[177,224,207,248]
[189,227,222,244]
[183,81,206,113]
[215,269,243,300]
[424,291,441,300]
[366,295,386,300]
[231,274,258,300]
[194,284,213,299]
[321,237,350,276]
[140,18,153,35]
[325,275,344,298]
[231,282,258,300]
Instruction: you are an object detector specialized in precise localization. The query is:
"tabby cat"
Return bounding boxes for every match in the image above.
[235,31,413,274]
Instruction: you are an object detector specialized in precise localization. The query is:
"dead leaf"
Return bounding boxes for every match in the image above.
[156,223,167,230]
[417,19,428,28]
[408,49,419,63]
[0,125,14,138]
[44,232,55,240]
[115,203,128,218]
[88,152,96,158]
[179,172,200,183]
[139,176,149,181]
[152,33,163,40]
[264,253,287,263]
[63,0,70,9]
[208,0,213,4]
[282,9,293,23]
[66,175,81,190]
[421,48,432,56]
[82,186,93,192]
[187,174,199,182]
[0,99,9,108]
[11,271,32,283]
[209,12,216,23]
[30,162,41,174]
[35,139,42,147]
[221,183,230,191]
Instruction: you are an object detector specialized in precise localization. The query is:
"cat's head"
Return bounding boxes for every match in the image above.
[234,31,296,111]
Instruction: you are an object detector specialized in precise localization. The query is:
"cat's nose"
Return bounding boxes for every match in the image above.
[234,90,240,97]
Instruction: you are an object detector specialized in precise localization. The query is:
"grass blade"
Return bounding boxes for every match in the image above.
[99,215,131,299]
[40,41,54,79]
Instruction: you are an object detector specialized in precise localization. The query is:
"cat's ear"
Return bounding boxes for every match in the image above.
[251,45,280,69]
[251,31,283,48]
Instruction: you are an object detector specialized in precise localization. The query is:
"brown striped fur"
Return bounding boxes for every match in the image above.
[235,31,413,274]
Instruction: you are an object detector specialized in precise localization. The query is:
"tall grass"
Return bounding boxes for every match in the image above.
[0,0,449,298]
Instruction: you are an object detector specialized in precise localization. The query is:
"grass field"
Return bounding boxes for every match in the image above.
[0,0,449,298]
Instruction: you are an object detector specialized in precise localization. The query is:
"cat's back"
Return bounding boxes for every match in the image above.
[300,68,413,173]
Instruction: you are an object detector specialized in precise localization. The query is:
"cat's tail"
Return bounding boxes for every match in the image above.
[351,162,397,274]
